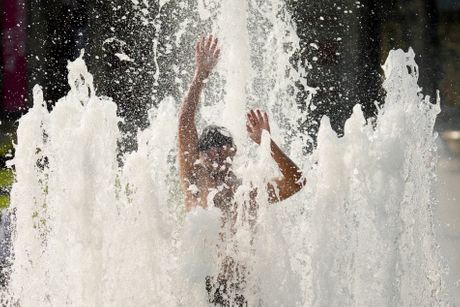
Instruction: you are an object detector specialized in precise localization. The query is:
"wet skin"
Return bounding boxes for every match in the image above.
[177,34,307,306]
[178,34,306,212]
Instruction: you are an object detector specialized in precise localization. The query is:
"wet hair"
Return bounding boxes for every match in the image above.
[197,125,235,152]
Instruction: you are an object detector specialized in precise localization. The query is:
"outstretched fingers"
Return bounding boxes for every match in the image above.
[213,48,220,60]
[247,112,255,128]
[196,35,205,53]
[263,111,270,131]
[249,110,259,127]
[197,35,220,60]
[201,35,206,51]
[248,109,271,133]
[195,34,220,74]
[205,35,213,51]
[210,37,218,53]
[210,37,219,60]
[256,109,264,123]
[246,121,253,134]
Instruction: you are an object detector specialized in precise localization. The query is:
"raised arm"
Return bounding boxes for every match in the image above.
[178,35,220,206]
[246,109,306,203]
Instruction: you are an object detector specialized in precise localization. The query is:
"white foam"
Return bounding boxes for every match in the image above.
[4,1,448,306]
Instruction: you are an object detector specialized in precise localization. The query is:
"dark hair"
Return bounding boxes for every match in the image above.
[198,125,235,152]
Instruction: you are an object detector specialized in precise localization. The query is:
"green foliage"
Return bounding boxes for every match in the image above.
[0,169,14,187]
[0,195,10,209]
[0,123,16,209]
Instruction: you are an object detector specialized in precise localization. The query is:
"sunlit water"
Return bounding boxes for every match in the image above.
[1,0,449,306]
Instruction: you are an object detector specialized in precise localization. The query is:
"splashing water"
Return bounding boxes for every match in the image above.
[3,0,448,306]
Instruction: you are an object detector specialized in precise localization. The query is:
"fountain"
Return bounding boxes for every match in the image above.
[1,0,448,305]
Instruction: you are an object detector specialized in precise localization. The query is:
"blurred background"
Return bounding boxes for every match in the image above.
[1,0,459,302]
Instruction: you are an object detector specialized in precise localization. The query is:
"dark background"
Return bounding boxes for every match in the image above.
[1,0,459,152]
[0,0,459,294]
